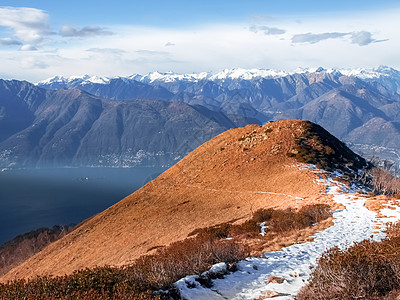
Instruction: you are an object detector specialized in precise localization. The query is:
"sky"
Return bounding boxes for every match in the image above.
[0,0,399,82]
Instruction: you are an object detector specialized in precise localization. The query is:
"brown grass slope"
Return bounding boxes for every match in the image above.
[1,120,366,281]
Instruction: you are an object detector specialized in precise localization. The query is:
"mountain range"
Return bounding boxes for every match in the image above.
[1,66,400,168]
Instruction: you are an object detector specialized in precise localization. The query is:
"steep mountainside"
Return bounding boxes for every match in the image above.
[1,120,366,281]
[0,81,252,167]
[36,67,400,166]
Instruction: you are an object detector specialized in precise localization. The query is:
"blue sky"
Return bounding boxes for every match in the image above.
[0,1,399,81]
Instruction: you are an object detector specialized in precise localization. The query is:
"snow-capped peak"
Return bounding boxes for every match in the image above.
[209,68,288,81]
[82,75,110,85]
[37,75,110,86]
[336,66,400,79]
[37,66,400,87]
[131,71,210,83]
[37,75,69,85]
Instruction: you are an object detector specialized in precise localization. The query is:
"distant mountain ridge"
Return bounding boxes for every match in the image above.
[0,80,251,168]
[37,66,400,85]
[0,66,400,168]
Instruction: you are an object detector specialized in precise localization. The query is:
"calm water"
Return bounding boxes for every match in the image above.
[0,167,166,245]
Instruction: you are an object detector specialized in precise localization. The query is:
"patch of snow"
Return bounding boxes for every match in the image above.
[132,71,210,83]
[37,75,67,85]
[202,262,227,277]
[209,68,288,81]
[81,75,110,85]
[37,74,110,86]
[260,222,268,237]
[175,170,396,300]
[380,202,400,220]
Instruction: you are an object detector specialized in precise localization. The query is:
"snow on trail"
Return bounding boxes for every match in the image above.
[175,173,397,300]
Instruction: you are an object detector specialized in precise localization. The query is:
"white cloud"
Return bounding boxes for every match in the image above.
[20,44,38,51]
[86,48,126,54]
[292,32,348,44]
[0,7,51,44]
[135,49,169,56]
[19,56,48,69]
[0,8,398,82]
[350,31,380,46]
[250,25,286,35]
[0,38,22,46]
[60,25,113,37]
[292,31,386,46]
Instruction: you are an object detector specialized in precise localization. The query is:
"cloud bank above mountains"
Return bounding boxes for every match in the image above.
[0,4,398,81]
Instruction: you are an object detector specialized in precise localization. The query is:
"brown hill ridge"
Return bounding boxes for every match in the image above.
[1,120,366,281]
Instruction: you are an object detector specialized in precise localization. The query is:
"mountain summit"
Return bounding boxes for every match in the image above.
[2,120,366,281]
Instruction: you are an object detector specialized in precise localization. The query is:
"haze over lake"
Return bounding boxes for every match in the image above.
[0,167,166,245]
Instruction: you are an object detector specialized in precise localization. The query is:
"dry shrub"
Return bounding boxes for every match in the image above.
[192,205,332,238]
[188,223,232,240]
[370,168,400,196]
[263,204,331,233]
[252,208,274,223]
[129,236,247,290]
[0,267,157,300]
[300,204,332,223]
[0,236,247,299]
[291,122,366,172]
[386,222,400,238]
[0,204,331,299]
[298,224,400,300]
[229,219,260,237]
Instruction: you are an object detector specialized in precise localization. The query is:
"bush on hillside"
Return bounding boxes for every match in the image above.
[191,204,332,237]
[370,168,400,196]
[0,204,331,299]
[0,235,246,299]
[298,224,400,300]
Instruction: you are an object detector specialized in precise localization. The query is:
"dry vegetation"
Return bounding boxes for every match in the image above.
[296,159,400,300]
[298,223,400,300]
[3,120,340,281]
[0,225,75,276]
[369,168,400,197]
[0,236,245,300]
[0,204,332,299]
[288,122,366,172]
[190,204,332,240]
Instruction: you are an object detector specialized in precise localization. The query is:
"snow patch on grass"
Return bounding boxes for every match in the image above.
[175,167,396,300]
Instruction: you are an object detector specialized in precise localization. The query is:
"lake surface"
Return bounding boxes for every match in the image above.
[0,166,166,246]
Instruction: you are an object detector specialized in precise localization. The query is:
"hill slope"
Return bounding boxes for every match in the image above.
[1,120,366,281]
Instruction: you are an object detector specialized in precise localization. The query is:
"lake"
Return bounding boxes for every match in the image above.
[0,166,167,246]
